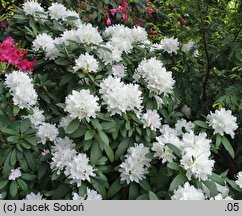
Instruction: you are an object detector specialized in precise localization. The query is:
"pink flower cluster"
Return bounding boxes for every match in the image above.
[107,0,129,26]
[0,37,36,73]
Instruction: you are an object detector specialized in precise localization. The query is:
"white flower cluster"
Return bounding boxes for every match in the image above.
[9,167,21,181]
[111,64,126,78]
[5,71,38,109]
[99,25,148,65]
[64,89,100,122]
[180,131,214,181]
[72,189,102,200]
[153,37,179,55]
[135,58,175,95]
[50,137,96,187]
[99,76,143,116]
[181,40,195,53]
[140,110,162,131]
[50,137,77,174]
[36,123,59,144]
[119,144,151,184]
[207,108,238,138]
[64,153,96,187]
[32,33,59,60]
[23,0,46,19]
[25,107,45,128]
[171,182,205,200]
[73,53,99,73]
[235,171,242,188]
[24,192,45,200]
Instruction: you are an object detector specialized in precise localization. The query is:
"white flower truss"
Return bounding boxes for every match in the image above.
[9,167,22,181]
[23,0,45,17]
[64,89,100,122]
[141,109,162,131]
[235,171,242,188]
[36,123,59,144]
[64,153,96,187]
[99,76,143,116]
[73,53,99,73]
[207,108,238,138]
[119,144,151,184]
[25,107,45,128]
[135,58,175,95]
[24,192,45,200]
[72,188,102,200]
[159,37,179,55]
[171,182,205,200]
[5,71,37,109]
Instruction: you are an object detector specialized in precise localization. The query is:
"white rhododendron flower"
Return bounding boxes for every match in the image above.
[175,119,195,136]
[235,172,242,188]
[180,131,214,181]
[135,58,175,95]
[9,167,22,181]
[100,76,143,115]
[160,37,179,54]
[5,71,37,109]
[64,90,100,122]
[25,107,45,128]
[24,192,45,200]
[182,40,195,53]
[111,64,126,78]
[73,53,99,73]
[119,144,151,184]
[141,110,162,131]
[207,108,238,138]
[48,3,67,20]
[51,137,77,174]
[64,153,96,187]
[210,194,233,200]
[171,182,205,200]
[23,0,45,16]
[181,105,192,118]
[72,189,102,200]
[37,123,59,144]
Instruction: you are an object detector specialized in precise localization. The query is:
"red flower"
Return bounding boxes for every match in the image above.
[122,13,129,21]
[147,8,155,15]
[109,8,117,16]
[149,28,157,36]
[106,16,112,26]
[17,59,36,73]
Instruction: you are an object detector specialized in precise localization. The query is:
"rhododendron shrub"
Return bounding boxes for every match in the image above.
[0,1,241,200]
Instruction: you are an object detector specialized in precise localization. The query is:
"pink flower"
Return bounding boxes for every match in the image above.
[122,13,129,21]
[121,1,129,10]
[106,16,112,26]
[18,59,36,73]
[42,149,50,156]
[109,8,117,16]
[117,6,123,13]
[147,8,155,15]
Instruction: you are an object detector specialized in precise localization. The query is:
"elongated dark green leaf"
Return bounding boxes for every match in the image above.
[9,181,18,198]
[66,118,80,134]
[169,173,187,191]
[149,191,159,200]
[98,130,109,145]
[107,179,122,198]
[222,136,235,158]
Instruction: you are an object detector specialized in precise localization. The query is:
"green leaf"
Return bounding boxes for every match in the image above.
[20,119,30,133]
[55,58,70,66]
[7,136,19,143]
[9,181,18,198]
[194,120,210,129]
[107,179,122,198]
[203,180,218,197]
[169,173,187,191]
[149,191,159,200]
[98,130,109,145]
[222,136,235,158]
[226,178,242,192]
[2,128,18,135]
[52,184,69,199]
[139,179,151,192]
[10,149,17,166]
[129,183,139,200]
[0,180,8,190]
[84,130,95,140]
[66,118,80,134]
[104,144,114,162]
[215,134,222,148]
[166,143,182,158]
[24,151,36,171]
[115,138,130,160]
[91,119,102,130]
[90,142,102,165]
[21,173,37,181]
[209,173,225,186]
[167,162,180,171]
[17,179,28,191]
